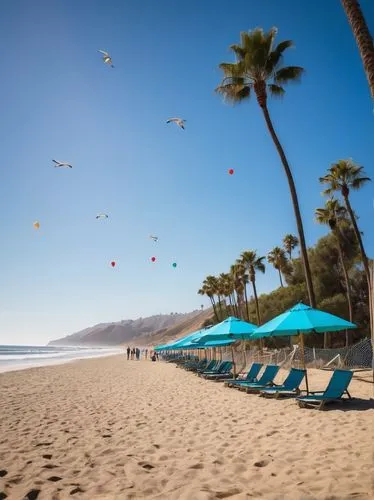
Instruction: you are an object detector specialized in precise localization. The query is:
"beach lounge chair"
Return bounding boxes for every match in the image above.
[184,359,207,371]
[224,363,263,387]
[200,361,231,378]
[259,368,306,398]
[296,369,353,410]
[196,360,217,373]
[237,365,280,391]
[204,362,234,380]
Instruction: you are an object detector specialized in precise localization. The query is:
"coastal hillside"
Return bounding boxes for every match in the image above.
[138,308,214,347]
[48,311,204,347]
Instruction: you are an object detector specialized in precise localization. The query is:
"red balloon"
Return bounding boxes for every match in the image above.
[111,261,116,267]
[228,168,234,175]
[151,257,156,262]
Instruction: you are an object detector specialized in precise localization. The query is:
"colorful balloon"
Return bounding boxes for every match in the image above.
[172,262,177,268]
[151,257,156,262]
[228,168,234,175]
[33,221,40,229]
[111,261,116,267]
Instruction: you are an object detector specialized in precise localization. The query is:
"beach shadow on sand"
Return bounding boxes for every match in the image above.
[318,397,374,412]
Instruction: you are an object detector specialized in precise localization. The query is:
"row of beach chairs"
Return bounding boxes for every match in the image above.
[177,358,353,410]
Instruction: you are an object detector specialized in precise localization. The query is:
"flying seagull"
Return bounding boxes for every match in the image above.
[98,50,114,68]
[52,159,73,168]
[166,118,186,130]
[149,235,158,242]
[96,213,109,219]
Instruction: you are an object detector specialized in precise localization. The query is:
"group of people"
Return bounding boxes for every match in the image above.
[125,346,159,362]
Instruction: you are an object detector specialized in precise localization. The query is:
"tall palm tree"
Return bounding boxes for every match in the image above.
[283,234,299,259]
[341,0,374,100]
[315,199,353,347]
[267,246,290,287]
[230,263,245,319]
[198,276,220,322]
[238,250,265,325]
[320,159,372,338]
[320,160,371,286]
[216,27,316,309]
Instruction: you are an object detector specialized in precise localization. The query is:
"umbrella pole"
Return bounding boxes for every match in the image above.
[231,346,236,378]
[300,333,309,394]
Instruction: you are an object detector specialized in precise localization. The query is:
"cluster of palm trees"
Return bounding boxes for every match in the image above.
[198,235,299,324]
[197,11,373,341]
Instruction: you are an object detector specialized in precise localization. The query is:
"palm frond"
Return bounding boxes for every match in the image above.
[268,84,285,98]
[265,39,293,72]
[215,80,251,103]
[274,66,304,84]
[351,177,371,189]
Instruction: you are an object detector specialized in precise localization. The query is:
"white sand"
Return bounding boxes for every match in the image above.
[0,356,373,499]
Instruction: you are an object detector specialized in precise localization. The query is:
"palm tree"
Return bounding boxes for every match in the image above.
[315,199,353,346]
[198,276,220,322]
[320,160,371,286]
[216,27,316,309]
[267,246,290,287]
[230,264,246,319]
[341,0,374,99]
[320,159,372,339]
[283,234,299,259]
[238,250,265,325]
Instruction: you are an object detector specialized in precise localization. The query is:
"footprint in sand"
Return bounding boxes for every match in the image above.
[23,489,40,500]
[254,459,270,468]
[0,470,7,478]
[0,492,7,500]
[42,455,52,460]
[70,487,84,495]
[138,462,155,471]
[47,476,62,482]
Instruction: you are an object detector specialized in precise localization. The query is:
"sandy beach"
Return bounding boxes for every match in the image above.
[0,356,373,500]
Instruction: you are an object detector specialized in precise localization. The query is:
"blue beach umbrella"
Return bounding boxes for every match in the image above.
[192,317,257,376]
[250,302,356,393]
[192,316,257,344]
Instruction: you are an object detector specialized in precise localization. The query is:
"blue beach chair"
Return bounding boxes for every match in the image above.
[259,368,306,398]
[224,363,263,387]
[237,365,280,391]
[296,369,353,410]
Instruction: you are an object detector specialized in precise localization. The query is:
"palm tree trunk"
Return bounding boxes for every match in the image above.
[343,193,372,340]
[244,284,250,321]
[278,269,284,287]
[251,280,262,325]
[217,295,224,320]
[341,0,374,99]
[232,292,239,317]
[259,102,316,309]
[209,296,219,322]
[334,228,353,347]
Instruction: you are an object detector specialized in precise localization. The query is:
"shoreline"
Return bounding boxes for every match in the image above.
[0,355,373,499]
[0,349,122,374]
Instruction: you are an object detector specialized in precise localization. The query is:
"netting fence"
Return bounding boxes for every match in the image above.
[222,337,373,372]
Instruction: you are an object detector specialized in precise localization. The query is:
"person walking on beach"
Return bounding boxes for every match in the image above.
[145,348,148,360]
[131,348,135,360]
[126,346,131,360]
[135,347,140,360]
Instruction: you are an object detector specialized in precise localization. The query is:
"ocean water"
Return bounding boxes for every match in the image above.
[0,345,122,373]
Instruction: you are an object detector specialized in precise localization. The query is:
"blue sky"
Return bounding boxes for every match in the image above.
[0,0,373,345]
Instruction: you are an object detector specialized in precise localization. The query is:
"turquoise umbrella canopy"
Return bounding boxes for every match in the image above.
[193,316,257,345]
[154,327,215,351]
[250,303,356,339]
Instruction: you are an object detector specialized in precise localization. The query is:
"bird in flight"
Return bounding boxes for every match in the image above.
[96,214,109,219]
[52,159,73,168]
[98,50,114,68]
[166,118,186,130]
[149,235,158,242]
